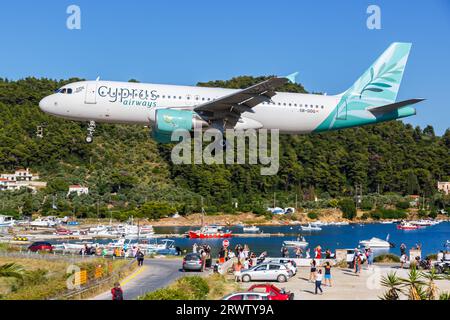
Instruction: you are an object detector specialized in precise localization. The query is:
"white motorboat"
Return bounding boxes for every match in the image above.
[301,223,322,231]
[30,216,58,227]
[359,235,392,248]
[0,215,15,227]
[410,220,435,227]
[283,236,308,247]
[380,220,395,224]
[243,225,260,232]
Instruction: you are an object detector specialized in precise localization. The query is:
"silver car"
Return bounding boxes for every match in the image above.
[237,263,292,283]
[263,258,297,275]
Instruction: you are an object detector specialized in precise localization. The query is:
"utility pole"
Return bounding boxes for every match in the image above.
[273,192,276,208]
[295,193,298,210]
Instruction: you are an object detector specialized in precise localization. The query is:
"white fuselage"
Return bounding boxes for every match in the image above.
[39,80,340,133]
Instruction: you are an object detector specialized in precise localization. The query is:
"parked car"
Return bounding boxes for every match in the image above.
[263,258,297,275]
[28,241,53,252]
[247,284,294,300]
[222,292,270,300]
[182,253,203,271]
[237,263,292,283]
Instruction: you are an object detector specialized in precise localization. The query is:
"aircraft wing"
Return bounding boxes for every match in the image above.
[194,73,298,119]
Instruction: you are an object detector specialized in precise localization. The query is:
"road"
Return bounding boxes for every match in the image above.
[91,258,187,300]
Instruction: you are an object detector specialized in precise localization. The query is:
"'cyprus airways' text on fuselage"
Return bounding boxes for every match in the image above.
[39,42,424,144]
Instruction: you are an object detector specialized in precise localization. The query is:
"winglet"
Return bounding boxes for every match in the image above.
[285,72,299,84]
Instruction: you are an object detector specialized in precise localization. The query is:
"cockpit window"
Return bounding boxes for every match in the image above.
[55,88,73,94]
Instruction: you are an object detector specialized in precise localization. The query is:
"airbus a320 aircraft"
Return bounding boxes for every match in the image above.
[39,43,423,144]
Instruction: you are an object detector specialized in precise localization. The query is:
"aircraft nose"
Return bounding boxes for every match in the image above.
[39,96,51,113]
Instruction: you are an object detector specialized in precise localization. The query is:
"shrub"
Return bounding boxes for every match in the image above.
[360,198,374,211]
[361,213,369,220]
[139,276,209,300]
[339,199,356,220]
[176,276,209,300]
[374,254,400,263]
[396,201,410,210]
[140,287,192,300]
[370,211,382,220]
[371,208,407,220]
[307,212,318,220]
[428,210,438,219]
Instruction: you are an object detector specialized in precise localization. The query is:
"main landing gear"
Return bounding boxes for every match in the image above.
[85,120,96,144]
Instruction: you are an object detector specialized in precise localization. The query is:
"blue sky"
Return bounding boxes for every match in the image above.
[0,0,449,134]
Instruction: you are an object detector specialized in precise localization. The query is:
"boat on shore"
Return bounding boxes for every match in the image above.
[0,215,15,227]
[30,216,58,228]
[300,224,322,231]
[188,225,232,239]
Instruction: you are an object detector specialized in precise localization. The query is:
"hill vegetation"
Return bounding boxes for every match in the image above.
[0,76,449,219]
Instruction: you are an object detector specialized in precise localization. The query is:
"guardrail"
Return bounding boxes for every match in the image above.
[0,249,138,300]
[51,259,138,300]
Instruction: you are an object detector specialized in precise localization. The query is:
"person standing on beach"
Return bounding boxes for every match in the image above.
[315,269,323,294]
[400,243,406,256]
[111,282,123,300]
[354,254,362,275]
[367,248,374,268]
[136,248,144,267]
[323,262,332,287]
[295,247,302,258]
[309,259,317,282]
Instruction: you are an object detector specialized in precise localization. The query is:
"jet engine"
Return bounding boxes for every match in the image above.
[152,109,206,143]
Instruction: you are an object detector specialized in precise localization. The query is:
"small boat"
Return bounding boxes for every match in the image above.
[359,235,393,248]
[30,216,58,227]
[301,223,322,231]
[243,225,260,233]
[188,225,232,239]
[0,215,15,227]
[283,236,308,247]
[397,222,419,230]
[380,220,394,224]
[54,228,73,236]
[410,220,434,227]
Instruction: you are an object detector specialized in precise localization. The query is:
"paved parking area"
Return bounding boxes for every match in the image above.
[240,264,450,300]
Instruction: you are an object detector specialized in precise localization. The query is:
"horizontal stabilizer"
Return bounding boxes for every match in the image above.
[367,98,425,114]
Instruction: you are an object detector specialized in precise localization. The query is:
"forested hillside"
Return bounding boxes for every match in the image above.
[0,77,448,218]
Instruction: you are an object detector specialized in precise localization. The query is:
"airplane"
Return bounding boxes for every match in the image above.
[39,42,423,144]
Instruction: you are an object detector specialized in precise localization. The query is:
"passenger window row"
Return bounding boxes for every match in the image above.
[158,94,324,109]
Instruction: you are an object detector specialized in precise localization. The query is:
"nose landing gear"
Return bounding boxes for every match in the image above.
[86,121,96,144]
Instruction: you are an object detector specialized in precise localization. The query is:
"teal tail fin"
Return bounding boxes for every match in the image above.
[315,43,416,132]
[341,42,412,106]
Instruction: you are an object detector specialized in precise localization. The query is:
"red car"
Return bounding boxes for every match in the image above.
[247,284,294,300]
[28,241,53,252]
